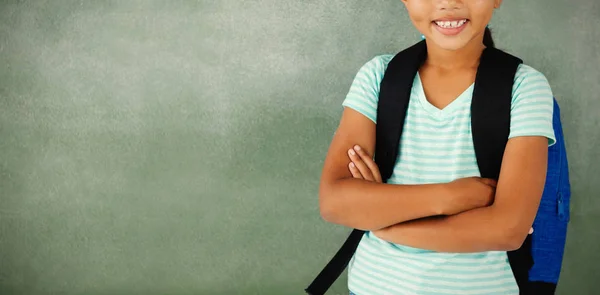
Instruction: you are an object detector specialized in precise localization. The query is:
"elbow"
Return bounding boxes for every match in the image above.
[318,180,372,230]
[319,199,336,224]
[320,196,346,226]
[319,182,339,224]
[501,234,527,251]
[489,206,534,251]
[497,224,531,251]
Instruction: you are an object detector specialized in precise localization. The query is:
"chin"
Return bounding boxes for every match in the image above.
[428,37,471,51]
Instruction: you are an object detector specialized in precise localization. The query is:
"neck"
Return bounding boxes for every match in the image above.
[424,40,485,70]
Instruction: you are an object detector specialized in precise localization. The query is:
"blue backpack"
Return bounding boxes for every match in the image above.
[307,40,571,295]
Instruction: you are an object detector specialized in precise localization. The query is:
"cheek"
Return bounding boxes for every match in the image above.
[469,0,496,8]
[467,1,496,24]
[405,3,433,29]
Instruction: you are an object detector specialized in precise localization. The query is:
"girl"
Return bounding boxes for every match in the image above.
[318,0,555,294]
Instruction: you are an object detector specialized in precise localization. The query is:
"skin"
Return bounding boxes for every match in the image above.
[319,109,497,231]
[348,147,534,250]
[319,0,545,253]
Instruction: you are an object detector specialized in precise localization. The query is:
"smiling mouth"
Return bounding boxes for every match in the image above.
[433,19,469,29]
[431,19,469,36]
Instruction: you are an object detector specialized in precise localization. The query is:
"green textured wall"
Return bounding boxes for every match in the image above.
[1,1,598,294]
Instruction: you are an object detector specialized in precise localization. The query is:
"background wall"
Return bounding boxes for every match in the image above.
[1,1,598,294]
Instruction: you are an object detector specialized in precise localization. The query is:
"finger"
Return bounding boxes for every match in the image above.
[348,162,363,179]
[529,227,534,234]
[373,167,383,183]
[353,145,382,183]
[348,148,374,181]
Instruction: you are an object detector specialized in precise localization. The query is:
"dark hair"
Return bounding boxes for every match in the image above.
[483,27,495,48]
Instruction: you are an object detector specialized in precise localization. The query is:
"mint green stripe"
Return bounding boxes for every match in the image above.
[404,120,469,129]
[400,143,474,151]
[511,121,553,131]
[389,174,457,184]
[353,258,516,293]
[517,85,551,94]
[343,95,375,110]
[399,152,474,160]
[515,93,553,102]
[342,102,375,123]
[403,128,471,136]
[397,160,478,168]
[356,248,511,282]
[351,76,375,91]
[393,167,480,176]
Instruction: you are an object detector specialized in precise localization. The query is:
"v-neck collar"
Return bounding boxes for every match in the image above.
[414,72,474,119]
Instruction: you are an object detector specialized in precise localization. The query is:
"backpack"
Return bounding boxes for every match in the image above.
[306,40,571,295]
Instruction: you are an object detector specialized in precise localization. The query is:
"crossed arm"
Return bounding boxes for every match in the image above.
[319,108,548,253]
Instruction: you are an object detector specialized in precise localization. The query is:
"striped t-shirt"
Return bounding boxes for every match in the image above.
[342,55,556,295]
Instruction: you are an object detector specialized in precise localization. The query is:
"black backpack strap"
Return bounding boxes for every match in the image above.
[472,48,535,294]
[304,229,364,295]
[471,47,522,180]
[375,40,428,181]
[305,41,427,295]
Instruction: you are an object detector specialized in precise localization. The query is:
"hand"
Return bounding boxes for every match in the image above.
[347,145,382,183]
[444,177,497,215]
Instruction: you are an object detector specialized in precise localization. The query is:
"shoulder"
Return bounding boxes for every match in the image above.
[512,63,553,101]
[342,54,395,123]
[508,63,556,145]
[354,54,395,82]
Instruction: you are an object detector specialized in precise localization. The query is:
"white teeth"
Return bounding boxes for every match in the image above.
[435,19,467,28]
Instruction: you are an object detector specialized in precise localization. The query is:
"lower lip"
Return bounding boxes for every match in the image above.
[433,20,468,36]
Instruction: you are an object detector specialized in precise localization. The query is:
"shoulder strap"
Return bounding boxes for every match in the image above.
[376,40,428,181]
[304,229,363,295]
[471,47,522,179]
[472,47,534,293]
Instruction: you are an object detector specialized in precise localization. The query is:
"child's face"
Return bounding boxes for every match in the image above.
[401,0,502,50]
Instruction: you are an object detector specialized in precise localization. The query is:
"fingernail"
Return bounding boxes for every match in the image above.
[354,145,361,151]
[348,149,355,155]
[349,162,355,168]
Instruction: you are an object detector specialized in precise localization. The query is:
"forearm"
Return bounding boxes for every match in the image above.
[319,178,449,231]
[375,205,524,253]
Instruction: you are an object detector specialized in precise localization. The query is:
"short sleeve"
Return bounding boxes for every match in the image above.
[509,64,557,146]
[341,55,393,123]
